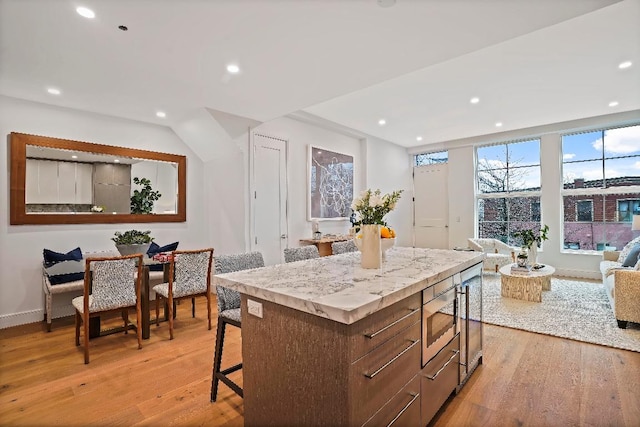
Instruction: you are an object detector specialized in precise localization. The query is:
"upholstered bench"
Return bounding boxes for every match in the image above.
[42,250,117,331]
[43,247,172,331]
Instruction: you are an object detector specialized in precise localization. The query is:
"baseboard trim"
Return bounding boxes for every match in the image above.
[0,304,76,330]
[0,309,44,329]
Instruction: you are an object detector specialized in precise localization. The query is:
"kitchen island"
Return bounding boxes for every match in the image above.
[214,247,484,426]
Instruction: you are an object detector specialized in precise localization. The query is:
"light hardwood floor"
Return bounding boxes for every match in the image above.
[1,298,639,426]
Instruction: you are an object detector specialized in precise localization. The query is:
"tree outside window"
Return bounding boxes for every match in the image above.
[476,139,541,245]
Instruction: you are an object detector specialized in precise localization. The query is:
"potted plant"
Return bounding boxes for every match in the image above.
[130,177,161,214]
[351,189,403,268]
[514,224,549,266]
[112,229,154,256]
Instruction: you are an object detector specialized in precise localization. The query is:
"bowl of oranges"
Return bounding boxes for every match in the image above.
[354,226,396,258]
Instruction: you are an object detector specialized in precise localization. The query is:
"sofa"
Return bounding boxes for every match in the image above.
[599,236,640,329]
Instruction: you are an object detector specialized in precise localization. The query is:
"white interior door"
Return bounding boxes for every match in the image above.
[414,164,449,249]
[251,133,288,265]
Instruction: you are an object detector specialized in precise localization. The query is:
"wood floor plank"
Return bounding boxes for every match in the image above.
[1,296,639,426]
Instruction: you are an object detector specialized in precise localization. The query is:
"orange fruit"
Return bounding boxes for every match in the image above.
[380,227,391,238]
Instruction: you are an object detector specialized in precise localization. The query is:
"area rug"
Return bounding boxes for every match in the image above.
[480,275,640,353]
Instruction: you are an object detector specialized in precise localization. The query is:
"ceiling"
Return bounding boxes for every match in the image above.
[1,0,639,149]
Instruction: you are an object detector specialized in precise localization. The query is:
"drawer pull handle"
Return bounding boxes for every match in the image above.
[426,349,459,381]
[364,308,420,339]
[387,392,420,427]
[364,339,420,379]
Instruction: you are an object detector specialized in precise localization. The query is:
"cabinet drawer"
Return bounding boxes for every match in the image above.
[420,334,459,426]
[350,293,421,361]
[362,375,420,427]
[350,321,421,426]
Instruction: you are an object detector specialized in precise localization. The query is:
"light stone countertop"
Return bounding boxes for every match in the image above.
[213,247,484,324]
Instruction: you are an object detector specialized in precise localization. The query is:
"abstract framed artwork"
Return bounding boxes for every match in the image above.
[308,146,354,221]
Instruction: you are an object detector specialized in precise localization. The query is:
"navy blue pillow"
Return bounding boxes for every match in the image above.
[622,244,640,267]
[47,271,85,285]
[147,241,179,256]
[43,247,82,267]
[147,242,179,271]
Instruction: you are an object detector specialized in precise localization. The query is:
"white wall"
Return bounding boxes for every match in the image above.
[364,135,414,247]
[0,96,208,328]
[254,117,366,246]
[203,134,251,255]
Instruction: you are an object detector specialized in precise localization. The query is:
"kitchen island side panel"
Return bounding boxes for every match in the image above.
[242,295,352,426]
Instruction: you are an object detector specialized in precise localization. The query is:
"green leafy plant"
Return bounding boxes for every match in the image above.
[111,230,154,245]
[514,224,549,249]
[130,177,161,214]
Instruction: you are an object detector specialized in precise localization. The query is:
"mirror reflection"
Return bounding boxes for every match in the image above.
[25,146,178,215]
[10,132,186,225]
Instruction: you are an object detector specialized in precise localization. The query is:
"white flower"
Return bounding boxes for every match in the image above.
[369,195,383,207]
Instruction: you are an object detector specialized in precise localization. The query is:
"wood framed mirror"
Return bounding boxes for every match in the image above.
[9,132,186,225]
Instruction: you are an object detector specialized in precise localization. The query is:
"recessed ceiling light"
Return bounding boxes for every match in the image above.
[76,6,95,19]
[47,88,61,95]
[416,136,423,141]
[495,122,503,127]
[156,111,166,118]
[71,155,78,159]
[114,159,120,163]
[618,61,632,69]
[378,119,386,126]
[226,64,240,74]
[609,101,619,107]
[470,97,480,104]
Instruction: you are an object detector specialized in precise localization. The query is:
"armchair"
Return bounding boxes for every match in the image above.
[468,238,516,273]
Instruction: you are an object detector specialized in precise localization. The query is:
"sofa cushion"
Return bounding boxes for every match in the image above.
[617,236,640,263]
[621,244,640,267]
[600,260,621,276]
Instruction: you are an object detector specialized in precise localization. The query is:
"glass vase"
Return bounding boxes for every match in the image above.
[360,224,382,269]
[517,247,528,268]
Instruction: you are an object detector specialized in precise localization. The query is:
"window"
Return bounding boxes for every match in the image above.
[531,201,541,222]
[414,150,447,166]
[617,199,640,222]
[476,139,541,245]
[562,124,640,251]
[576,200,593,222]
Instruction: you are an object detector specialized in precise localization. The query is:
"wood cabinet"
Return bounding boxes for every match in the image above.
[241,292,421,426]
[421,334,460,426]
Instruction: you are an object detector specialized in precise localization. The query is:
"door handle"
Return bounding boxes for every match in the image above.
[280,234,287,239]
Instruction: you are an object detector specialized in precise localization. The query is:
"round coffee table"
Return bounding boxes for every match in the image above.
[498,264,555,302]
